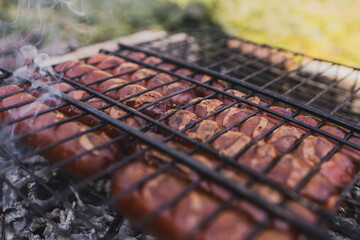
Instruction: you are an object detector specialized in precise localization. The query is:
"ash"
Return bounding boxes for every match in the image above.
[330,178,360,240]
[0,147,155,240]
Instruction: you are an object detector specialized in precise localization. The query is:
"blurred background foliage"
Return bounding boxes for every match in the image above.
[0,0,359,66]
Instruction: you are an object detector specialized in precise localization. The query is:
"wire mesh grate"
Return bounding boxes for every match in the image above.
[137,27,360,125]
[0,28,359,239]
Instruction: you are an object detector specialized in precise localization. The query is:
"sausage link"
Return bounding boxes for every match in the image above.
[0,85,120,179]
[30,80,145,139]
[67,66,169,118]
[87,54,109,65]
[96,56,126,73]
[112,62,141,80]
[125,132,307,238]
[53,59,83,72]
[64,64,97,79]
[192,73,228,97]
[111,160,256,240]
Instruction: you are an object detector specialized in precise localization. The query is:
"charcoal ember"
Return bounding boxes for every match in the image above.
[0,148,156,240]
[351,185,360,202]
[137,233,157,240]
[108,219,138,239]
[330,177,360,239]
[3,203,29,239]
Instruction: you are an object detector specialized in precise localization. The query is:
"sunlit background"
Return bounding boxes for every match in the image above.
[1,0,359,67]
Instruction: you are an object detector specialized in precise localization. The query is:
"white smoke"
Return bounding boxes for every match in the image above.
[14,45,52,77]
[0,0,98,71]
[0,1,115,162]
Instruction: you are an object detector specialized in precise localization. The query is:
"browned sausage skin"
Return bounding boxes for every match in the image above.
[143,56,162,65]
[30,80,145,139]
[193,73,228,96]
[217,89,247,107]
[112,62,141,80]
[0,85,120,179]
[187,98,225,119]
[96,56,126,73]
[86,54,109,65]
[64,64,97,79]
[110,159,256,240]
[54,59,83,72]
[79,70,169,118]
[118,132,309,238]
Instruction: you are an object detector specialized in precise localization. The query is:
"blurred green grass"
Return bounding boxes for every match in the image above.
[1,0,359,67]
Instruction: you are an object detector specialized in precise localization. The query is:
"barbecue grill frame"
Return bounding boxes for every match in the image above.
[0,29,359,239]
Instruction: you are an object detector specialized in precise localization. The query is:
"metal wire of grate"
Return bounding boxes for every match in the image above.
[0,29,359,239]
[137,27,360,125]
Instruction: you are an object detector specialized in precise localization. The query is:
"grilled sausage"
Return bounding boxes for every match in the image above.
[187,99,225,119]
[80,70,113,86]
[165,109,198,132]
[211,131,251,158]
[131,68,157,83]
[78,69,169,118]
[158,62,176,71]
[54,59,83,72]
[87,54,109,65]
[143,56,162,65]
[266,125,306,153]
[237,141,277,172]
[146,73,173,95]
[30,81,145,139]
[294,114,319,127]
[111,160,255,240]
[240,115,275,139]
[96,56,126,73]
[29,82,102,128]
[193,73,227,96]
[267,154,338,205]
[0,85,120,179]
[122,132,305,238]
[341,136,360,165]
[163,82,195,106]
[320,124,346,139]
[186,120,222,143]
[125,51,147,61]
[292,135,334,167]
[64,64,97,79]
[214,107,252,130]
[263,106,293,124]
[175,68,192,78]
[112,62,141,80]
[217,89,247,107]
[300,174,337,206]
[319,153,354,189]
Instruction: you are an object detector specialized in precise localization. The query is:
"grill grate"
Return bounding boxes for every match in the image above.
[0,28,360,239]
[137,28,360,125]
